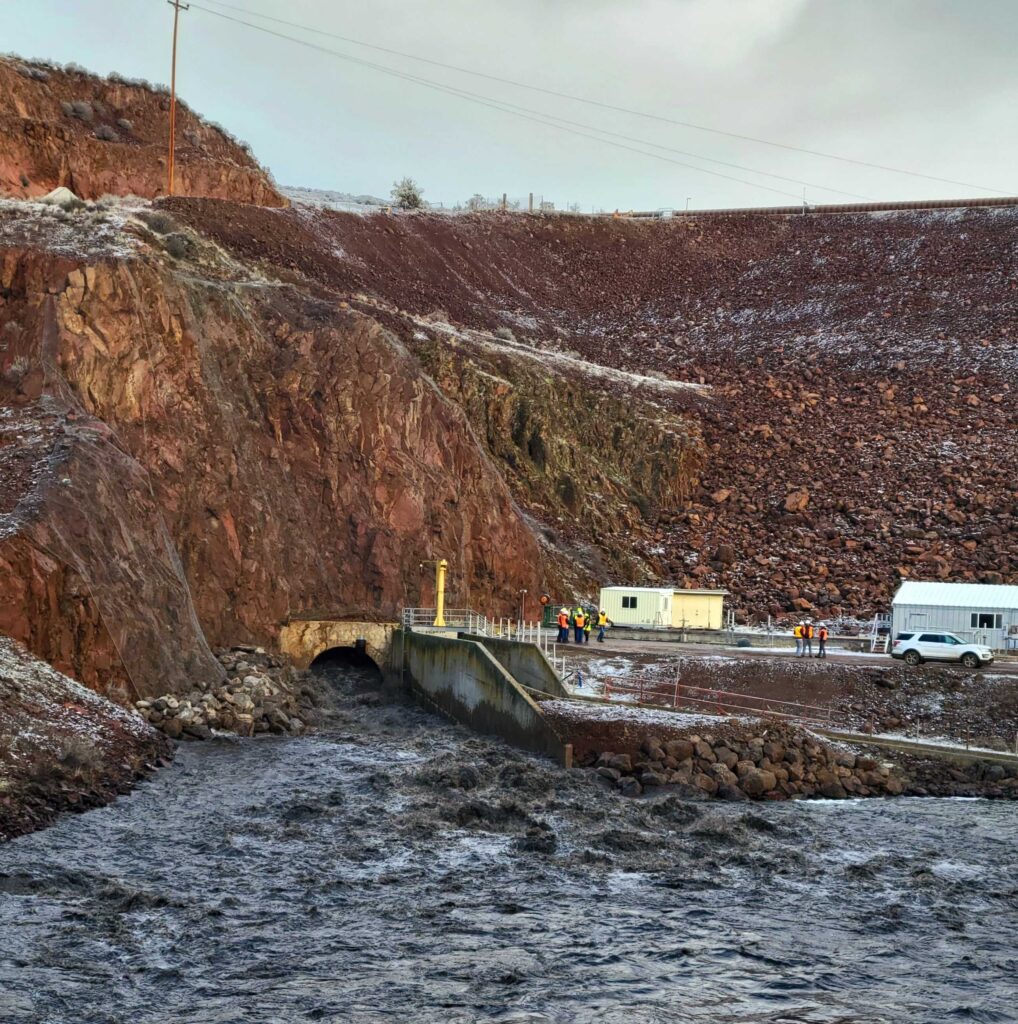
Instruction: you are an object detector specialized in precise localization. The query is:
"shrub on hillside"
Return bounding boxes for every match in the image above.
[16,64,50,81]
[163,233,194,259]
[94,124,119,142]
[117,117,133,132]
[61,100,94,123]
[137,209,179,235]
[58,196,87,213]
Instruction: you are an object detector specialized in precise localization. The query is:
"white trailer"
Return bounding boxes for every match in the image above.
[891,581,1018,651]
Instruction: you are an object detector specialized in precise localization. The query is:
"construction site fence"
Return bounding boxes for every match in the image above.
[601,676,840,727]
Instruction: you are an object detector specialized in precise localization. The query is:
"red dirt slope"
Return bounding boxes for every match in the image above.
[164,200,1018,619]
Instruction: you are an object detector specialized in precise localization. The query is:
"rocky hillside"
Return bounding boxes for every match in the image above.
[1,176,1015,697]
[0,635,169,842]
[167,199,1018,621]
[0,57,285,205]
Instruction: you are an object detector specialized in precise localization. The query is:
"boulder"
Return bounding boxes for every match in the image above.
[714,746,739,769]
[161,717,184,740]
[717,784,750,802]
[739,768,777,798]
[663,739,694,761]
[784,488,810,513]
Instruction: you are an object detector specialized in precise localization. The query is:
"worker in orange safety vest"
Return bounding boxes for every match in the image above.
[556,608,570,644]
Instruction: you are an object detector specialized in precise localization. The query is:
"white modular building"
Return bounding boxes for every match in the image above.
[598,586,728,630]
[891,580,1018,651]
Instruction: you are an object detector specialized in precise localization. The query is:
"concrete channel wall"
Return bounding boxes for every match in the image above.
[402,632,566,760]
[457,633,569,698]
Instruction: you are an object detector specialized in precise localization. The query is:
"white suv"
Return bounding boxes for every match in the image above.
[891,631,994,669]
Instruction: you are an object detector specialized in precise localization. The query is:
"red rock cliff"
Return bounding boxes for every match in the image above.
[0,57,285,206]
[0,199,545,695]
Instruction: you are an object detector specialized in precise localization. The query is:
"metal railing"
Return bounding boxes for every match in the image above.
[401,608,574,683]
[401,608,491,633]
[602,675,840,726]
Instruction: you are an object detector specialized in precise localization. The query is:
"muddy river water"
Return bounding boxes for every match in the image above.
[2,665,1017,1023]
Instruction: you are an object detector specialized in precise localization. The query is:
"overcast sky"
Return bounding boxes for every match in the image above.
[6,0,1017,209]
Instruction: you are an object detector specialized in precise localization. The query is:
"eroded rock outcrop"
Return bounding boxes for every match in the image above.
[0,57,285,206]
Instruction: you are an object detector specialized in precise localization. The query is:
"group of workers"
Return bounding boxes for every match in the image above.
[556,606,612,644]
[793,620,829,658]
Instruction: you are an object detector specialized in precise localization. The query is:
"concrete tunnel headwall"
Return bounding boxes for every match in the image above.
[279,620,399,671]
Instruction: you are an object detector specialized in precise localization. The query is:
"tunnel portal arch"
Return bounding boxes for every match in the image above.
[279,619,397,672]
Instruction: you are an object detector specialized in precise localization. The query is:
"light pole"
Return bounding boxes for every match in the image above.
[519,589,527,624]
[685,197,691,211]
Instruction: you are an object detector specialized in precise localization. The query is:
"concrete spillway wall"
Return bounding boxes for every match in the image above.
[401,631,566,760]
[456,633,569,698]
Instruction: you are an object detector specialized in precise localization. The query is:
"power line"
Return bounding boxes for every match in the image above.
[195,0,1011,196]
[432,88,872,201]
[180,2,822,201]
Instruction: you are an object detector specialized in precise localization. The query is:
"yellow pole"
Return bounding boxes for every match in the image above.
[433,559,448,627]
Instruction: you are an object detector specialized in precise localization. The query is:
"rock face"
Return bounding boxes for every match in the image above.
[0,200,546,695]
[0,57,285,205]
[2,181,1016,697]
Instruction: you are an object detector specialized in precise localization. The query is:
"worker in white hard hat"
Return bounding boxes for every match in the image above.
[556,607,570,644]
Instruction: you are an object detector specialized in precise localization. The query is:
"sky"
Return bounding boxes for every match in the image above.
[5,0,1017,210]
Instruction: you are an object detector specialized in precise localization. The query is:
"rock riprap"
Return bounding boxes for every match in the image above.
[586,721,908,800]
[135,647,313,740]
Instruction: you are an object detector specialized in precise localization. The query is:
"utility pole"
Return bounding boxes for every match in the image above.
[167,0,190,196]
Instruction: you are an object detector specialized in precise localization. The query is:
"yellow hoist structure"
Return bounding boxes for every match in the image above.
[433,558,448,627]
[420,558,450,627]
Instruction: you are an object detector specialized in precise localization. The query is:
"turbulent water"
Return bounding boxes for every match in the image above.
[2,663,1017,1024]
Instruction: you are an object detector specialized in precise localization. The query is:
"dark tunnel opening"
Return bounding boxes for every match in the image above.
[309,641,378,673]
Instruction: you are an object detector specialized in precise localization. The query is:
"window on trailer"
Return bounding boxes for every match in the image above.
[970,613,1003,629]
[622,595,638,609]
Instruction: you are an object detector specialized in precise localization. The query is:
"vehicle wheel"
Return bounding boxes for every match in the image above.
[961,652,980,669]
[903,650,922,666]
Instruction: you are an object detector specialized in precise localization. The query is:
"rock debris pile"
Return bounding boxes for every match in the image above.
[163,199,1018,617]
[583,722,907,800]
[135,647,313,740]
[0,636,170,842]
